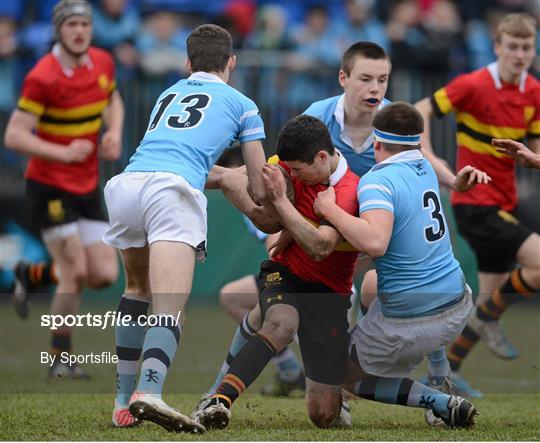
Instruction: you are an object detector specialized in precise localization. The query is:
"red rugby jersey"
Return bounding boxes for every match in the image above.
[18,46,116,194]
[431,63,540,211]
[269,155,360,296]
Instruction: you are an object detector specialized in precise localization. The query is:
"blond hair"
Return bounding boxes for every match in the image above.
[495,13,536,42]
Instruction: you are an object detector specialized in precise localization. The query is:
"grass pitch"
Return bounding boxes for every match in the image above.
[1,297,539,440]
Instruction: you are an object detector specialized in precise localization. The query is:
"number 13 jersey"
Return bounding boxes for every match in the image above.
[126,72,265,191]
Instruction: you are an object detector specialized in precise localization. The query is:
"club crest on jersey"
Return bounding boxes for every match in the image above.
[98,74,109,91]
[48,199,65,222]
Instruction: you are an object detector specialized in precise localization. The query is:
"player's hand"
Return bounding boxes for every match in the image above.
[262,164,287,202]
[493,138,539,169]
[453,165,491,192]
[268,229,292,258]
[63,139,94,164]
[314,186,336,218]
[99,129,122,161]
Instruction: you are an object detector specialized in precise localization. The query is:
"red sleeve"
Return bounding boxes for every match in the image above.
[527,81,540,139]
[17,72,48,117]
[431,72,475,118]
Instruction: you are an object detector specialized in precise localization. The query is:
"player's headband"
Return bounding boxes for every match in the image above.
[373,128,421,146]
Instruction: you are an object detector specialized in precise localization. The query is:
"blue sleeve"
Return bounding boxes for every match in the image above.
[357,173,395,214]
[242,215,268,242]
[238,97,265,143]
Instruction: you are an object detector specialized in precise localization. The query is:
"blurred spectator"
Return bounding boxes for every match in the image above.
[223,0,256,41]
[0,16,19,114]
[213,12,244,49]
[140,0,224,17]
[0,16,22,167]
[287,5,342,108]
[464,9,505,70]
[136,11,188,77]
[387,0,465,73]
[0,0,24,22]
[335,0,389,53]
[290,5,341,68]
[245,4,292,50]
[92,0,140,75]
[422,0,466,74]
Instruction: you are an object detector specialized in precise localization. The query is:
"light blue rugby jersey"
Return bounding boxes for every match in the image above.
[304,94,390,177]
[358,150,465,318]
[125,72,265,191]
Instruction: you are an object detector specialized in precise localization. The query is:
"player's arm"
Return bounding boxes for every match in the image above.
[220,168,282,233]
[263,164,341,261]
[415,97,490,192]
[241,140,267,204]
[100,90,124,161]
[493,138,540,169]
[206,165,231,189]
[4,110,93,163]
[415,97,457,189]
[314,187,393,257]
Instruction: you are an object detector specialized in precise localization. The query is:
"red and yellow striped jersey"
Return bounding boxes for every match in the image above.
[18,46,116,194]
[431,64,540,211]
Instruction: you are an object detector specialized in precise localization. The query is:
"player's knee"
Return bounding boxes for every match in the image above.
[261,316,297,348]
[86,260,118,289]
[219,285,238,308]
[307,402,339,428]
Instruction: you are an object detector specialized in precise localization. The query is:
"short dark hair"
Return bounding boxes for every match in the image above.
[187,24,233,73]
[341,41,390,76]
[276,115,334,164]
[372,102,424,152]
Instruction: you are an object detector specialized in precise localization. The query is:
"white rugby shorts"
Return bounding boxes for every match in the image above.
[103,172,207,261]
[42,219,109,246]
[350,286,473,378]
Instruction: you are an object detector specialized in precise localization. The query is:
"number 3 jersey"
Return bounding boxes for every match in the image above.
[125,72,265,191]
[359,150,464,318]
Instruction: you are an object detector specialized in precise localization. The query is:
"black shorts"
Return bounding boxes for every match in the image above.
[26,179,107,231]
[256,260,351,386]
[453,204,534,273]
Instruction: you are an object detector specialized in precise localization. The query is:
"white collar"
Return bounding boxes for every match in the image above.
[52,43,93,77]
[189,72,226,84]
[328,149,348,186]
[487,62,527,93]
[371,149,423,171]
[333,94,387,154]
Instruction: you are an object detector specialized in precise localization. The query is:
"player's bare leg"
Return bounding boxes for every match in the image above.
[128,241,205,433]
[112,246,150,428]
[46,234,88,379]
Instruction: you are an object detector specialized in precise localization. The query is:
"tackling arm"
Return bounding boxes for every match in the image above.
[241,140,267,204]
[220,169,282,233]
[314,187,393,257]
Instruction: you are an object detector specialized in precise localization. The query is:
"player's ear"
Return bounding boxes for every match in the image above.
[318,150,329,162]
[185,58,192,74]
[228,54,237,72]
[338,69,347,88]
